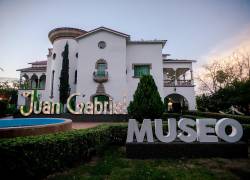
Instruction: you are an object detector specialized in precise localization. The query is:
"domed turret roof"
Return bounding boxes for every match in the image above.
[48,27,87,43]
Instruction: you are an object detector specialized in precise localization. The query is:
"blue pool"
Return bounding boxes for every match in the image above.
[0,118,65,128]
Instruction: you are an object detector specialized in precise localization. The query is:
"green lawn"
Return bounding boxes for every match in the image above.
[47,146,250,180]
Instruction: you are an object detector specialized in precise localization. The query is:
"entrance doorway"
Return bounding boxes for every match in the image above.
[92,94,110,112]
[164,94,188,113]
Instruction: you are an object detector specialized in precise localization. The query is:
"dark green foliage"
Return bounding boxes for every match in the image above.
[47,146,246,180]
[0,88,18,105]
[163,112,250,124]
[0,88,18,116]
[59,43,70,105]
[0,124,128,179]
[183,111,250,124]
[196,79,250,114]
[0,100,8,115]
[128,75,164,122]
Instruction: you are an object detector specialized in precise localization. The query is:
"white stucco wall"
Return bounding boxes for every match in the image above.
[18,71,47,106]
[126,43,164,103]
[17,29,197,112]
[163,87,196,110]
[162,61,196,110]
[17,89,46,107]
[163,62,193,70]
[76,31,127,103]
[45,38,78,102]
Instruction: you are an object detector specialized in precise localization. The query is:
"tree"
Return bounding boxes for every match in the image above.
[197,48,250,94]
[59,43,70,109]
[127,75,164,122]
[196,79,250,114]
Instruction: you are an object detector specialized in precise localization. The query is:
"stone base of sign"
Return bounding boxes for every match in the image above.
[126,141,248,158]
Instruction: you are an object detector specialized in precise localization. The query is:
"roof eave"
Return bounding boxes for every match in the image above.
[128,40,167,48]
[76,27,130,40]
[163,59,197,63]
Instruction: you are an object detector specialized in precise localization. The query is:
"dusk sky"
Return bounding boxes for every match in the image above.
[1,0,250,78]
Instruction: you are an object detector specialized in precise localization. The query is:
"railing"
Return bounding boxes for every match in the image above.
[164,80,175,87]
[93,71,108,83]
[164,79,193,87]
[177,80,192,86]
[19,84,45,90]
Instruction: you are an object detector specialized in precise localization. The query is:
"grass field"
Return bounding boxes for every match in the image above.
[47,146,250,180]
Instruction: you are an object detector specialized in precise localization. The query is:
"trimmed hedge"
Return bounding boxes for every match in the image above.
[162,112,250,124]
[184,111,250,124]
[0,124,127,179]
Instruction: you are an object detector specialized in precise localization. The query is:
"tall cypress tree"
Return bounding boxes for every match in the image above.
[59,43,70,107]
[128,75,164,122]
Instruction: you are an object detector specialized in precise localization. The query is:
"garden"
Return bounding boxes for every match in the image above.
[0,122,249,179]
[1,73,250,179]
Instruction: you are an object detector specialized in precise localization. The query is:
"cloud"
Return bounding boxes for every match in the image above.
[201,24,250,63]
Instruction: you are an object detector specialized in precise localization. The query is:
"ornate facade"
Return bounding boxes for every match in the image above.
[17,27,196,112]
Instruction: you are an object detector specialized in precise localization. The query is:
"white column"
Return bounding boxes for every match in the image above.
[190,70,194,85]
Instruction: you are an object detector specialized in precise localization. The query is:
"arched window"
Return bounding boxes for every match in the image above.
[74,70,77,84]
[39,74,46,89]
[95,59,107,77]
[21,74,29,89]
[164,94,189,113]
[30,74,38,89]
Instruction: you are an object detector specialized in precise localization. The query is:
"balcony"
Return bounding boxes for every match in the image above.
[164,79,193,87]
[177,80,192,86]
[93,71,108,83]
[164,80,175,86]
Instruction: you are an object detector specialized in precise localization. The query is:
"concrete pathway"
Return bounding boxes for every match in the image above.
[72,122,125,129]
[72,122,104,129]
[0,116,13,119]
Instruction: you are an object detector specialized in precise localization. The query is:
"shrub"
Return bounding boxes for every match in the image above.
[185,111,250,124]
[0,100,18,116]
[0,100,8,115]
[0,124,128,179]
[196,80,250,114]
[128,75,164,122]
[162,112,182,120]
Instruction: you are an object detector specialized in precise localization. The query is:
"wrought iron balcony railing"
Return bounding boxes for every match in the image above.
[93,71,108,83]
[177,80,192,86]
[164,80,175,87]
[164,79,193,87]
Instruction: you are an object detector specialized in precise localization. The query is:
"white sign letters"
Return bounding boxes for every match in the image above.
[126,118,243,143]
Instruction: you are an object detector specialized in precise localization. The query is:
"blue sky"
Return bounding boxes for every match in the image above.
[0,0,250,78]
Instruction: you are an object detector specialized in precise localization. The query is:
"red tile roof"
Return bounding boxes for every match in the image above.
[16,66,47,72]
[28,60,47,65]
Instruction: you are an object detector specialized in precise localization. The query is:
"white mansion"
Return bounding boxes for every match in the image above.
[17,27,196,112]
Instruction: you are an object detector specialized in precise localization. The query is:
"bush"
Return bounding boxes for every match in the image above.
[185,111,250,124]
[128,75,164,122]
[242,124,250,141]
[162,112,182,120]
[0,100,8,115]
[0,124,128,179]
[0,100,17,116]
[196,80,250,114]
